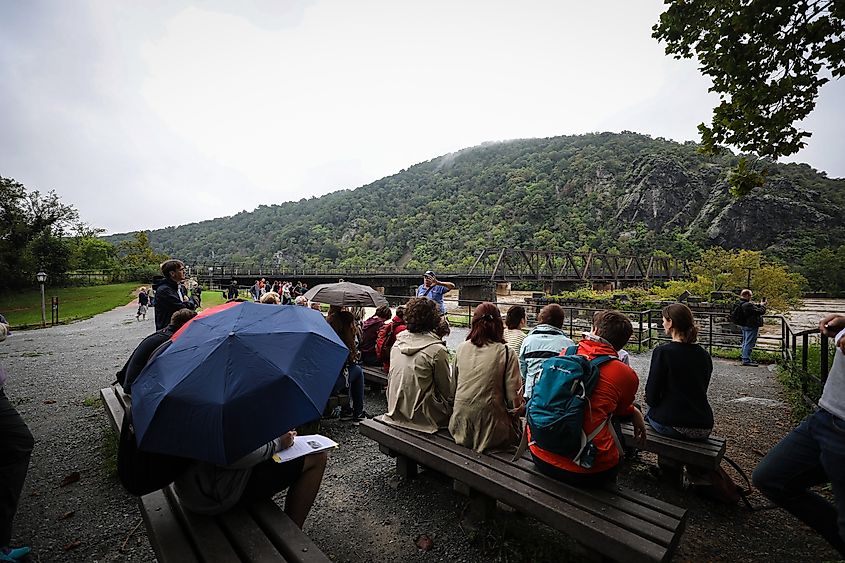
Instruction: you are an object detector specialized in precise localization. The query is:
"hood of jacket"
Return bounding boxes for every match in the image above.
[395,330,444,356]
[576,337,619,360]
[152,276,174,291]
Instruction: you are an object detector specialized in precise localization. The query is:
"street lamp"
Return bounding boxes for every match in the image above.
[36,271,47,328]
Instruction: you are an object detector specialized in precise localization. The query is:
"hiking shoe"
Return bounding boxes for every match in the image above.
[0,546,31,561]
[742,361,759,367]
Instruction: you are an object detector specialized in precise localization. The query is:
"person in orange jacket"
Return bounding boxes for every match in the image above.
[529,310,646,487]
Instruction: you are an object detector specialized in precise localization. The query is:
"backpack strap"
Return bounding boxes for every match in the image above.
[563,345,578,356]
[522,350,560,359]
[722,455,756,510]
[531,329,565,336]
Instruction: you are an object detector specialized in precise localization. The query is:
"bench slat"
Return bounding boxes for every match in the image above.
[140,490,201,563]
[361,419,678,563]
[248,499,331,563]
[500,453,684,534]
[100,387,124,433]
[619,424,726,470]
[420,429,681,540]
[164,486,241,562]
[217,506,288,561]
[362,366,387,386]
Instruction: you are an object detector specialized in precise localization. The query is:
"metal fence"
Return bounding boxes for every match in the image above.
[384,295,834,393]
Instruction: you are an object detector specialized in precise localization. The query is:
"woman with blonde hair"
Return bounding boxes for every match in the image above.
[449,302,524,453]
[645,303,713,440]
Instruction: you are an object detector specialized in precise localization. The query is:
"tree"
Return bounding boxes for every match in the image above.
[117,231,167,273]
[654,1,844,195]
[0,177,81,289]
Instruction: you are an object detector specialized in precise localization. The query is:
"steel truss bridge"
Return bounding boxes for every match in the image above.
[192,249,688,294]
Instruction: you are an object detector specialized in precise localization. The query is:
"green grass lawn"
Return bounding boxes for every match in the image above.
[0,282,143,329]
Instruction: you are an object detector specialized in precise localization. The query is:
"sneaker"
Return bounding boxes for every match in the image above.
[352,411,371,422]
[742,361,759,367]
[0,546,31,561]
[339,408,355,421]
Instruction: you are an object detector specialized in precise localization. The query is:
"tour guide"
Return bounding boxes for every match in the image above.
[416,271,455,315]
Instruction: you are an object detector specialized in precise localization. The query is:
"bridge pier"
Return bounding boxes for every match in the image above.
[458,284,496,306]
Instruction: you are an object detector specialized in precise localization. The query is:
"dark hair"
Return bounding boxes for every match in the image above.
[505,306,526,329]
[395,305,406,320]
[537,304,565,328]
[435,317,451,338]
[375,305,392,320]
[662,303,699,344]
[160,259,184,279]
[467,302,505,347]
[592,310,633,351]
[169,308,197,329]
[328,310,357,358]
[405,297,439,333]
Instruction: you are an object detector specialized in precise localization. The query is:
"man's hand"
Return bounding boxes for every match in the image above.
[820,314,845,354]
[279,430,297,450]
[630,407,647,447]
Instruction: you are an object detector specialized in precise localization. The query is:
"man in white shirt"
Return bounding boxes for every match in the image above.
[752,314,845,556]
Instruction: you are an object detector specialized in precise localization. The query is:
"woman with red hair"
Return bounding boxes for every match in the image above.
[449,303,524,453]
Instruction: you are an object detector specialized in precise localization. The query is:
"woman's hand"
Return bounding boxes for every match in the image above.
[279,431,297,450]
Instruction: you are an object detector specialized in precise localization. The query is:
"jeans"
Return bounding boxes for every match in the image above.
[740,326,759,363]
[333,364,365,418]
[0,389,34,547]
[752,408,845,555]
[644,412,684,439]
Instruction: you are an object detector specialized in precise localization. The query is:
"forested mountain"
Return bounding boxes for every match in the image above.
[106,132,844,270]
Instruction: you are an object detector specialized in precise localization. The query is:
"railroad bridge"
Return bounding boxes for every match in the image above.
[193,249,689,304]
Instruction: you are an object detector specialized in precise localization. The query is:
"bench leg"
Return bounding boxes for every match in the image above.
[453,481,495,528]
[396,456,418,479]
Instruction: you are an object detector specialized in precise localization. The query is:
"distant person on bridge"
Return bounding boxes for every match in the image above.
[152,260,198,331]
[731,289,767,366]
[416,271,455,315]
[753,314,845,556]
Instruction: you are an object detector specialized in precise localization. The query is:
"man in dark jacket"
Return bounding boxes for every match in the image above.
[153,260,198,330]
[734,289,767,366]
[118,309,197,393]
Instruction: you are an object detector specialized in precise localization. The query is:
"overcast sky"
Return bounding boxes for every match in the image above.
[1,1,843,235]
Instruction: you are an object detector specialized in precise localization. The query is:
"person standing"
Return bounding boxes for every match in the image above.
[0,314,34,561]
[152,260,198,331]
[136,287,149,321]
[752,314,845,556]
[416,271,455,315]
[733,289,767,366]
[228,280,239,300]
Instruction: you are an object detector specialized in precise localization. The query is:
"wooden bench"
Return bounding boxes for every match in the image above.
[360,418,686,563]
[619,422,726,471]
[362,365,387,387]
[100,385,330,563]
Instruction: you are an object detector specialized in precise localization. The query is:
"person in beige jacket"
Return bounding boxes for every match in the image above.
[450,302,524,453]
[382,298,453,433]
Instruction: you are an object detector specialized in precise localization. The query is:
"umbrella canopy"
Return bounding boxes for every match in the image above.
[131,302,348,465]
[302,281,388,308]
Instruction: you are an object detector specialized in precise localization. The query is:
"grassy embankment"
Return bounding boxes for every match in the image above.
[0,282,143,329]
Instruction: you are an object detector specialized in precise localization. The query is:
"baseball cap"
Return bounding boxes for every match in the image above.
[424,270,436,278]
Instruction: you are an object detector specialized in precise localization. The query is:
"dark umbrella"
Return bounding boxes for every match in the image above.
[302,281,388,307]
[131,302,348,465]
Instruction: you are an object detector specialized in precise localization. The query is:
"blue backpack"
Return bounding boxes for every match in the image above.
[526,345,615,462]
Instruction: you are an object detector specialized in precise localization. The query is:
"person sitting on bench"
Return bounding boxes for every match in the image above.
[450,302,524,453]
[645,303,713,441]
[173,432,327,529]
[361,305,392,367]
[529,311,646,487]
[382,298,452,433]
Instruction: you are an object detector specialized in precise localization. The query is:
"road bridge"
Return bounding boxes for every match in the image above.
[190,249,689,304]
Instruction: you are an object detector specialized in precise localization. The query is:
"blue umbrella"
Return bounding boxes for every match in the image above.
[131,302,348,465]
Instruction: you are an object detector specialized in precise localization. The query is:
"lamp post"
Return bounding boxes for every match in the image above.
[36,271,47,328]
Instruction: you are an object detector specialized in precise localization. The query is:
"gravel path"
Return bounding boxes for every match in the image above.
[1,304,841,562]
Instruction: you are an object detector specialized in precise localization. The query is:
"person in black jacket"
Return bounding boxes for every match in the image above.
[734,289,767,366]
[118,309,197,394]
[645,303,713,440]
[152,260,198,330]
